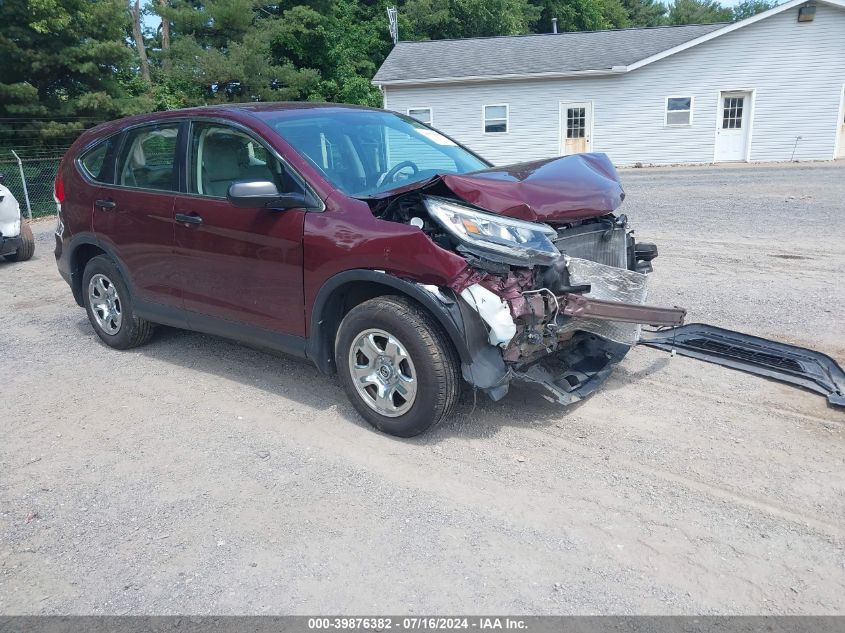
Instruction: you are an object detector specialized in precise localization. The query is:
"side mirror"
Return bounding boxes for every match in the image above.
[227,180,312,210]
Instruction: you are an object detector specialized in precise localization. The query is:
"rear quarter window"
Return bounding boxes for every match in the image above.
[79,138,118,183]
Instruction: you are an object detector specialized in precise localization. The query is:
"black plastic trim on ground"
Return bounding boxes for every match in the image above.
[639,323,845,408]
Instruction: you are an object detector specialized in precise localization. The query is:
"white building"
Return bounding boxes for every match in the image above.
[373,0,845,166]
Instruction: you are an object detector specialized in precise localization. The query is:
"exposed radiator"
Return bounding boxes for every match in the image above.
[553,224,627,269]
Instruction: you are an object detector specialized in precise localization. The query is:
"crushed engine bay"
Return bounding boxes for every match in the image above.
[365,153,687,404]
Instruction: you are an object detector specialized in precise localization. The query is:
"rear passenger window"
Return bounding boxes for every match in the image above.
[117,124,180,191]
[79,138,117,183]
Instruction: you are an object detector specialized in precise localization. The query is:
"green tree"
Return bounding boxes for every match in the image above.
[151,0,322,105]
[667,0,732,24]
[621,0,667,26]
[0,0,135,152]
[731,0,778,20]
[402,0,540,39]
[530,0,629,32]
[264,1,387,105]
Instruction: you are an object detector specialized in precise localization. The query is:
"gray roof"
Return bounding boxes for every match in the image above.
[373,23,726,84]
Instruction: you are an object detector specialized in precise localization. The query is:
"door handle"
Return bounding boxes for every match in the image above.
[175,213,203,225]
[95,199,116,210]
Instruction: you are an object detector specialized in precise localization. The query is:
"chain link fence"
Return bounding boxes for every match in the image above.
[0,151,67,219]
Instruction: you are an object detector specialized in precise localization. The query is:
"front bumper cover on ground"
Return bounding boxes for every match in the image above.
[640,323,845,407]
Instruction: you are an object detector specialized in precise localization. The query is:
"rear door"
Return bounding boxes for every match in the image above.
[93,121,183,309]
[172,120,308,337]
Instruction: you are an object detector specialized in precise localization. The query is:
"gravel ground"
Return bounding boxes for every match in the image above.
[1,161,843,615]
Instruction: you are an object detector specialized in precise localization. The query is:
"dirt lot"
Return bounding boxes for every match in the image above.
[1,162,843,615]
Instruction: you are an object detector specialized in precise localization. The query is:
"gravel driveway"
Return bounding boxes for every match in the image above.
[1,161,843,615]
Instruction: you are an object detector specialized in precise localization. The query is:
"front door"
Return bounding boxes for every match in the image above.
[560,102,592,155]
[715,91,752,161]
[93,121,182,308]
[173,121,307,337]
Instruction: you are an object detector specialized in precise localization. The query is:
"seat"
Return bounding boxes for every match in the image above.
[202,134,249,198]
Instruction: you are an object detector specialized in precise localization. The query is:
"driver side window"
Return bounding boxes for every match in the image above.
[189,123,292,198]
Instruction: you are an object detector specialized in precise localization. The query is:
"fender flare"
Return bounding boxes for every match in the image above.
[306,269,477,375]
[63,233,136,306]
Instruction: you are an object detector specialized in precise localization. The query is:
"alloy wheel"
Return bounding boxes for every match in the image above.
[88,273,122,335]
[348,328,417,417]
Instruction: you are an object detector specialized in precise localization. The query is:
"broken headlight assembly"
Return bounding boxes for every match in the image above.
[423,195,560,267]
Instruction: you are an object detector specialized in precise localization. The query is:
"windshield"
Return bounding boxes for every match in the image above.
[263,108,489,197]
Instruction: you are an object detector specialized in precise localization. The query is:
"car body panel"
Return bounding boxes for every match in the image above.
[439,153,625,223]
[92,185,180,307]
[173,193,309,336]
[302,192,468,338]
[363,153,625,224]
[0,183,22,238]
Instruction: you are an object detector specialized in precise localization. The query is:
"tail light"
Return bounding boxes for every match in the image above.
[54,170,65,204]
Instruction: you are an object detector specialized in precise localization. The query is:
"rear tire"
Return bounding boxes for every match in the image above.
[4,221,34,262]
[335,296,461,437]
[82,255,153,350]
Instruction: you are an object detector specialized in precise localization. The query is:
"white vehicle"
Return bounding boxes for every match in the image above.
[0,173,35,262]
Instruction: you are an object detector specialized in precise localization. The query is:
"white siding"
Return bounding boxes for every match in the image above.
[383,4,845,165]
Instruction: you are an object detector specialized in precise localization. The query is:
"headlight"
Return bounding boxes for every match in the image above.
[423,196,559,266]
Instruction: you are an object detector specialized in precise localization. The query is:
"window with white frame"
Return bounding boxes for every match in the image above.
[665,97,693,126]
[407,107,432,125]
[483,104,508,133]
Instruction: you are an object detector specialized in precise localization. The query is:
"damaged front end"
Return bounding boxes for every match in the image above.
[367,153,686,406]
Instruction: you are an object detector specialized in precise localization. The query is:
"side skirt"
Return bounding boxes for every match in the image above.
[135,298,308,360]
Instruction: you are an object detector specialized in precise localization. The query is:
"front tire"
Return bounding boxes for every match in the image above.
[82,255,153,349]
[335,296,461,437]
[4,221,34,262]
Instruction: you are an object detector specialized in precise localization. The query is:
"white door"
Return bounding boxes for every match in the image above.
[560,102,592,155]
[837,88,845,158]
[838,115,845,159]
[715,91,752,161]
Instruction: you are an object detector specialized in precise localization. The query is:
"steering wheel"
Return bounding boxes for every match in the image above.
[377,160,419,187]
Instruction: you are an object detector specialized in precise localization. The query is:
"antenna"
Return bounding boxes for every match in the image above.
[387,6,398,45]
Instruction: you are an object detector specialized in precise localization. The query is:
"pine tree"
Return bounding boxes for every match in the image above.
[0,0,134,152]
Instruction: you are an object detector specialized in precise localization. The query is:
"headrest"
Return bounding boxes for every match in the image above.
[203,134,247,180]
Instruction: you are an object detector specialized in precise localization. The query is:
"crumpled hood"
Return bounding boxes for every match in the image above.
[438,153,625,223]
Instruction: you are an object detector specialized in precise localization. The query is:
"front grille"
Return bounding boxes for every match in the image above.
[553,225,627,269]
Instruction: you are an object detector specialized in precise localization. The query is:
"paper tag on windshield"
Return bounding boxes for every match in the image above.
[417,129,456,146]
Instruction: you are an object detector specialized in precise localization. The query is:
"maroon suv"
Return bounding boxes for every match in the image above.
[55,103,684,436]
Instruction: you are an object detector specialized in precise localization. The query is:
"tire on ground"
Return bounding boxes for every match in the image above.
[5,221,35,262]
[82,254,154,350]
[335,295,461,437]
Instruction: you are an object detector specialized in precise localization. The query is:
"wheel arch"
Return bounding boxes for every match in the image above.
[66,237,130,307]
[306,270,473,375]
